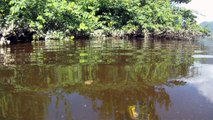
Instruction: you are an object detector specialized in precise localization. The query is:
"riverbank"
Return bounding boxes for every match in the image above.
[0,26,209,46]
[0,0,210,46]
[0,21,210,46]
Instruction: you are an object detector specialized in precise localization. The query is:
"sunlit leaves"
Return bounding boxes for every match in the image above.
[79,23,88,31]
[37,15,45,24]
[0,0,207,38]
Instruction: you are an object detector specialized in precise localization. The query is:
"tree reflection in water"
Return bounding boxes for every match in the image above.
[0,39,198,120]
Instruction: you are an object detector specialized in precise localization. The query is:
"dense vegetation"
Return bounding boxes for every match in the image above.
[0,0,210,43]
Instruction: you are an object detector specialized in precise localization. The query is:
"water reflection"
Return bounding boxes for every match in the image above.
[182,39,213,104]
[0,86,172,120]
[186,64,213,103]
[0,39,208,120]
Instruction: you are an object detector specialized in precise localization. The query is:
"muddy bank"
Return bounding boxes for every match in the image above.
[90,29,207,40]
[0,27,207,46]
[0,24,35,46]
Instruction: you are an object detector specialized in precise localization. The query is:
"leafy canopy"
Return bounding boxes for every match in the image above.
[0,0,208,38]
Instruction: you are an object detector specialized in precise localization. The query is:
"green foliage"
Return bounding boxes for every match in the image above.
[0,0,209,39]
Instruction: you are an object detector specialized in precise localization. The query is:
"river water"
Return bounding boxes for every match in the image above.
[0,38,213,120]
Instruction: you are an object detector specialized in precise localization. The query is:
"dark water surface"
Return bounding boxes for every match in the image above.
[0,38,213,120]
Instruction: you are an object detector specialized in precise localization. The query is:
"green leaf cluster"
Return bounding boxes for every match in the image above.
[0,0,208,38]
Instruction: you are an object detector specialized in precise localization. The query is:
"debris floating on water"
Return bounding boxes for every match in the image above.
[84,80,93,85]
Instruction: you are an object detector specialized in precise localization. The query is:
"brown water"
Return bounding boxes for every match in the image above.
[0,38,213,120]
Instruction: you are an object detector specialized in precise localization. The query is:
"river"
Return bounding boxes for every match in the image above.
[0,38,213,120]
